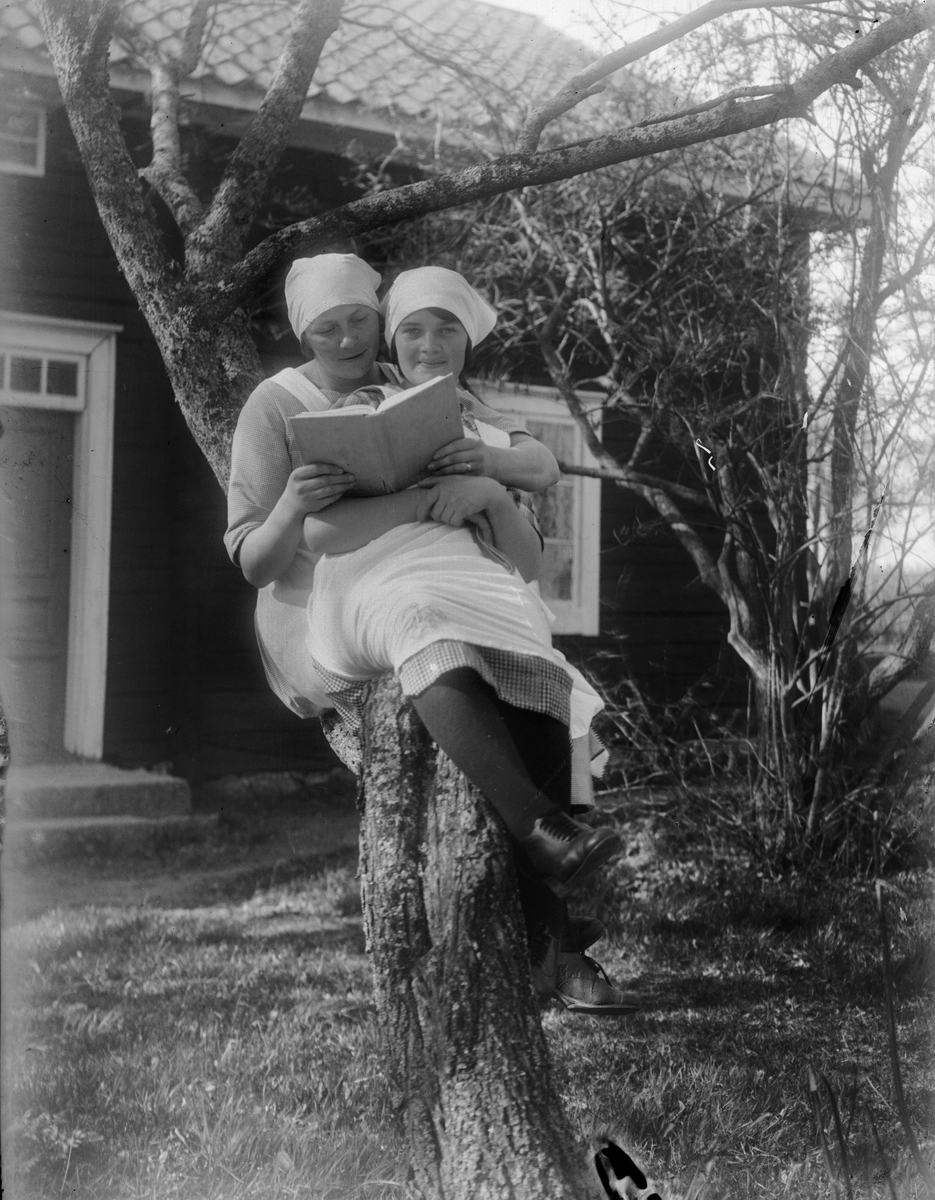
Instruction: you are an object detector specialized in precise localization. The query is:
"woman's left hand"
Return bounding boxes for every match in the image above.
[417,475,504,526]
[427,437,501,480]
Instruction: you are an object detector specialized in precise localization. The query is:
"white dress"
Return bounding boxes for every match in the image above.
[225,366,602,742]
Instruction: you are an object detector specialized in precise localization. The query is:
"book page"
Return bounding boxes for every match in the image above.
[290,411,387,492]
[375,375,463,492]
[289,375,463,495]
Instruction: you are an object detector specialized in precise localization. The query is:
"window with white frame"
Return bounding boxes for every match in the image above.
[1,348,83,408]
[0,101,46,176]
[472,382,603,635]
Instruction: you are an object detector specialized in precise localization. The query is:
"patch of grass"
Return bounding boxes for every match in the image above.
[2,796,933,1199]
[557,792,935,1196]
[3,851,409,1199]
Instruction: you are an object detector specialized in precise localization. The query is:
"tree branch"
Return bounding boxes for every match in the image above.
[875,218,935,305]
[35,0,187,315]
[214,0,935,318]
[141,60,206,232]
[636,83,794,128]
[191,0,344,273]
[514,0,826,154]
[119,3,210,235]
[556,460,713,509]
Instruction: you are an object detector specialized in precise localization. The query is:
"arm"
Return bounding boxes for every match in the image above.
[302,487,430,557]
[238,464,357,587]
[427,431,560,492]
[419,476,542,582]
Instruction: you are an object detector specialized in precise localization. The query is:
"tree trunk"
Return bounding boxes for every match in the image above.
[348,675,597,1199]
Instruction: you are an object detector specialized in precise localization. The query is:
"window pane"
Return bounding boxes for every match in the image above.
[534,483,574,540]
[10,356,42,392]
[540,542,574,601]
[47,360,79,396]
[526,419,575,462]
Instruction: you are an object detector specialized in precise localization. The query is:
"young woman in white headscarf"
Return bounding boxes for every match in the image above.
[225,254,634,1013]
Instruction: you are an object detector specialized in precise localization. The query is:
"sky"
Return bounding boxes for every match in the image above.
[478,0,700,51]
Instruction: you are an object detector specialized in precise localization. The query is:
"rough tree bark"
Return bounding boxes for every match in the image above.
[345,676,598,1199]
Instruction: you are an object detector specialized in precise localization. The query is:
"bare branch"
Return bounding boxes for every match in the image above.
[35,0,185,312]
[217,0,935,317]
[191,0,344,273]
[117,5,210,234]
[87,0,123,63]
[636,84,794,128]
[557,458,714,508]
[514,0,831,153]
[140,59,205,233]
[875,218,935,305]
[177,0,212,77]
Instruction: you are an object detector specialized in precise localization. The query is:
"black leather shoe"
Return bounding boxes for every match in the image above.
[554,951,642,1015]
[518,811,622,891]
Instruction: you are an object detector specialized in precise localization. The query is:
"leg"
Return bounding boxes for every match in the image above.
[494,699,572,813]
[410,666,621,889]
[408,666,553,839]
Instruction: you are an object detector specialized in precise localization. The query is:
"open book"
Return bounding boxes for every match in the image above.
[289,373,464,496]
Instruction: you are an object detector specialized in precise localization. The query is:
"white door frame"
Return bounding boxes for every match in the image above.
[0,311,121,759]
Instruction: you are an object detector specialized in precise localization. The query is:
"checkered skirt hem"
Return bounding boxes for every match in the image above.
[312,639,573,737]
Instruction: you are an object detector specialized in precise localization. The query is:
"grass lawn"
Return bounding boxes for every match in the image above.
[2,784,933,1199]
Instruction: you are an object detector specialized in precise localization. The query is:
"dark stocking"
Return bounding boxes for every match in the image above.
[493,698,572,813]
[409,665,576,958]
[409,667,556,839]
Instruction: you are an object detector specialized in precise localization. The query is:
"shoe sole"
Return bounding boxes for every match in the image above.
[553,993,642,1015]
[551,831,622,895]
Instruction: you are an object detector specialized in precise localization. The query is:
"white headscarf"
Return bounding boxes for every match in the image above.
[383,266,498,350]
[285,253,382,341]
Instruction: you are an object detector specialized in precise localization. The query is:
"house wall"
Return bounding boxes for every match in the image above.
[1,102,338,780]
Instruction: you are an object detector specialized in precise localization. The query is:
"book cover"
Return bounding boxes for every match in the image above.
[289,373,464,496]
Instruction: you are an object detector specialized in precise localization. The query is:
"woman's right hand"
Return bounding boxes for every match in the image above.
[282,463,356,516]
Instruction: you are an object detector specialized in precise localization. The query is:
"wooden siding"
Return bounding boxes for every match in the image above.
[0,104,337,780]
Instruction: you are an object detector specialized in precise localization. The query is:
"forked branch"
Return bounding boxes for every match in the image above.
[120,1,211,234]
[194,0,344,264]
[216,0,935,319]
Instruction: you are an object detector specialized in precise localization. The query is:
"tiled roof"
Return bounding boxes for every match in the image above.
[0,0,597,135]
[0,0,858,209]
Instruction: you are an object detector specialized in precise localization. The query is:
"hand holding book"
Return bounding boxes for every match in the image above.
[289,374,464,497]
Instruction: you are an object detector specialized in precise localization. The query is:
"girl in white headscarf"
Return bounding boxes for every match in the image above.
[225,254,633,1014]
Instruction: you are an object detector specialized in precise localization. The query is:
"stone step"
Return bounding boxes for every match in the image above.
[2,813,219,867]
[5,762,192,820]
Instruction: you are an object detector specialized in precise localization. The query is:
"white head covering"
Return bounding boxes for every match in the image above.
[285,253,382,341]
[383,266,497,350]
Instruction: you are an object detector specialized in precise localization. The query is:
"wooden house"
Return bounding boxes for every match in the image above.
[0,0,847,791]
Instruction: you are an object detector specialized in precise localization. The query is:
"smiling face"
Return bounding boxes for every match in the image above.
[393,308,470,386]
[302,304,382,391]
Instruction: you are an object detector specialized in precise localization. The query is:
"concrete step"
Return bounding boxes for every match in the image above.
[2,813,219,867]
[5,762,192,820]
